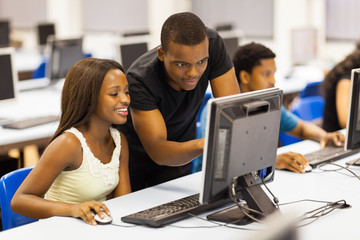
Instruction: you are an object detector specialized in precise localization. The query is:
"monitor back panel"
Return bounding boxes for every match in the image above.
[120,42,148,70]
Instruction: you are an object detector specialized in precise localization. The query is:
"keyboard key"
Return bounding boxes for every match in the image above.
[121,193,230,227]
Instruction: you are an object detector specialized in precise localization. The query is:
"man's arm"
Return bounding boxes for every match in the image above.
[210,67,240,97]
[130,67,239,167]
[131,108,204,166]
[288,120,344,148]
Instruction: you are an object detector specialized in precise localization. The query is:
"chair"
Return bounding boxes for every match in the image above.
[291,96,324,121]
[298,81,322,98]
[0,166,38,230]
[279,96,325,146]
[31,53,92,79]
[191,93,212,173]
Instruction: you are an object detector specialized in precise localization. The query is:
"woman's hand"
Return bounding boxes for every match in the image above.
[70,200,111,225]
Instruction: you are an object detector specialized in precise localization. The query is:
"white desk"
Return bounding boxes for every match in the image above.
[1,140,359,240]
[0,86,61,156]
[14,49,43,73]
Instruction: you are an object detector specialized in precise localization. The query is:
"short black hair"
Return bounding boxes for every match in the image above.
[160,12,207,52]
[233,42,276,83]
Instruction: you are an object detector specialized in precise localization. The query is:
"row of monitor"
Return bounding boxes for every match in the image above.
[0,20,55,48]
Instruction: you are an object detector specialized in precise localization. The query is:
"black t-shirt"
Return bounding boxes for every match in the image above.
[322,74,350,132]
[120,28,233,191]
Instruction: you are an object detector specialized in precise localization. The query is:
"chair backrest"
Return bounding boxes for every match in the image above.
[299,81,322,98]
[279,96,325,147]
[0,166,38,230]
[290,96,324,121]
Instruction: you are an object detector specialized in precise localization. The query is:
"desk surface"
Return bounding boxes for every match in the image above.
[1,140,359,240]
[0,86,60,154]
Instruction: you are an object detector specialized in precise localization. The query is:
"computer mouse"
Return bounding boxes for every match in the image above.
[92,211,113,224]
[304,165,313,172]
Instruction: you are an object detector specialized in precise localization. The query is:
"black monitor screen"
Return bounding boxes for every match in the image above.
[46,37,83,81]
[345,68,360,150]
[0,48,16,101]
[0,21,10,47]
[223,37,239,59]
[120,42,148,70]
[38,23,55,46]
[200,88,282,224]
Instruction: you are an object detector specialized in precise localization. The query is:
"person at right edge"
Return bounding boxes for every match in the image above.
[322,40,360,132]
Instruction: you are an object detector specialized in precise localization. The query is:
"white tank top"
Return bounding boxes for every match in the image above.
[45,127,120,204]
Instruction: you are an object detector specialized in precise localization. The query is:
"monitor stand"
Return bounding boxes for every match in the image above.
[207,174,278,225]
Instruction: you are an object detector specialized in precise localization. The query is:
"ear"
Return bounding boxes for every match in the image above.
[239,70,251,85]
[157,46,165,62]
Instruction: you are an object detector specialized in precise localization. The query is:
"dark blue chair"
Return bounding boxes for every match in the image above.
[299,81,322,98]
[291,96,324,121]
[279,96,325,146]
[0,166,38,230]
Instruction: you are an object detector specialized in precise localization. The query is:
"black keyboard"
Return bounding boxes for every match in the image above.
[121,193,229,227]
[304,145,357,167]
[1,115,60,129]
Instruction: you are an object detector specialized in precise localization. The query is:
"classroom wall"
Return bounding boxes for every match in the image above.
[3,0,357,75]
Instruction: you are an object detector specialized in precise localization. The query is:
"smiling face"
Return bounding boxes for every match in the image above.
[240,58,277,93]
[158,39,209,91]
[95,68,130,125]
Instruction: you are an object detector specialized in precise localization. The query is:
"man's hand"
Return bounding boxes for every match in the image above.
[276,151,309,173]
[319,131,345,149]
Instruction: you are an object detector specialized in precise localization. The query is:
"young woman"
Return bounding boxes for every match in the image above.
[322,40,360,132]
[11,58,131,225]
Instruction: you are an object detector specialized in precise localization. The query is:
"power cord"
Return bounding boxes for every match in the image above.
[317,162,360,180]
[297,199,350,227]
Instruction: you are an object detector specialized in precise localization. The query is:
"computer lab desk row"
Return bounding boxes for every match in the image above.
[1,139,359,240]
[0,86,60,166]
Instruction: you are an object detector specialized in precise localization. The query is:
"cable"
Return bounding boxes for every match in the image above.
[110,222,138,228]
[261,178,279,208]
[229,179,267,224]
[297,199,348,228]
[317,162,360,180]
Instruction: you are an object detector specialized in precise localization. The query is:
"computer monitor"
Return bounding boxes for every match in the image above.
[0,47,18,124]
[345,68,360,151]
[45,36,83,82]
[0,20,10,47]
[0,47,17,103]
[119,42,148,70]
[200,88,282,224]
[37,23,55,46]
[223,37,239,59]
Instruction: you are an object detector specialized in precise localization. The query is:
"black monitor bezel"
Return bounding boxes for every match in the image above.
[119,41,148,71]
[0,47,18,103]
[37,23,56,46]
[0,20,10,47]
[345,68,360,150]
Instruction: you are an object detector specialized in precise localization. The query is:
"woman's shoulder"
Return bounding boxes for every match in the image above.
[50,130,82,151]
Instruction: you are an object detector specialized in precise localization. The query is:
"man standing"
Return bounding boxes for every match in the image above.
[120,12,240,191]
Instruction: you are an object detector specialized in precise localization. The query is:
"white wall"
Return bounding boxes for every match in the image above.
[9,0,358,73]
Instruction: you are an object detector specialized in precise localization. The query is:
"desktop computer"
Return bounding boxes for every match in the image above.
[122,88,283,227]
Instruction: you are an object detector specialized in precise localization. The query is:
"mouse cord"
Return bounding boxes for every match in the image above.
[317,163,360,180]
